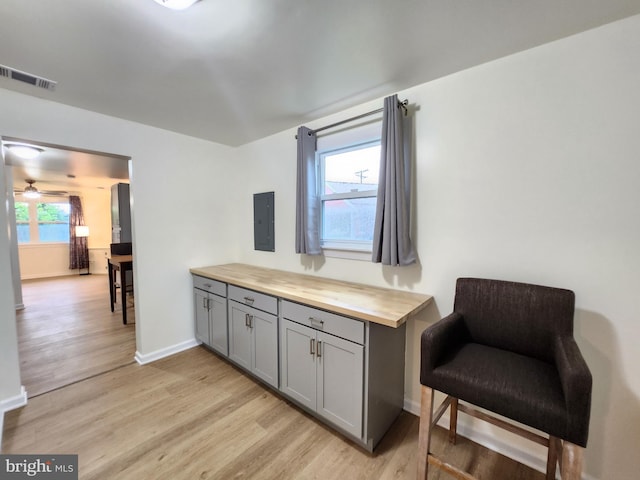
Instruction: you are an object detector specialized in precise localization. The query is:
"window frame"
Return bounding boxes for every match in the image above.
[317,139,381,254]
[15,197,71,245]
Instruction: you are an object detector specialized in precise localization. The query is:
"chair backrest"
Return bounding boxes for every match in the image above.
[110,242,132,255]
[454,278,575,363]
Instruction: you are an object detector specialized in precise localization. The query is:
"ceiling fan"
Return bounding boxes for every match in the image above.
[14,179,68,199]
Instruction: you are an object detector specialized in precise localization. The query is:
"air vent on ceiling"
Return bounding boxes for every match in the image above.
[0,64,57,91]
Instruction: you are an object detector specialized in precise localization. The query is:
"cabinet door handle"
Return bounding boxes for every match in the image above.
[206,298,211,311]
[245,313,254,328]
[316,341,322,358]
[309,338,315,356]
[309,317,324,328]
[244,296,255,306]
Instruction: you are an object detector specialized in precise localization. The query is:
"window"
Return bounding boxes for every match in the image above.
[15,202,30,243]
[15,200,70,244]
[318,141,381,251]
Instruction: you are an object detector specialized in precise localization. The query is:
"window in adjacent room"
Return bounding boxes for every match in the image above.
[15,199,70,243]
[318,140,381,251]
[15,201,30,243]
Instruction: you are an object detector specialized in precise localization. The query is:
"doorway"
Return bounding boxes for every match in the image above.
[3,136,135,397]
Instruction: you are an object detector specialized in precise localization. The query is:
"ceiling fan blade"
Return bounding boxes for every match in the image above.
[40,190,69,196]
[13,188,69,196]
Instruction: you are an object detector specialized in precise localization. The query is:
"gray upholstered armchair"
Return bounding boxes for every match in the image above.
[417,278,592,480]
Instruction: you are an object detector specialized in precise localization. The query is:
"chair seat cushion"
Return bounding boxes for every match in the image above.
[424,343,567,440]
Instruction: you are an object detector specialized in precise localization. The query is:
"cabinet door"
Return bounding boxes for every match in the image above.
[280,319,316,410]
[316,332,364,438]
[228,301,252,370]
[194,289,210,346]
[251,310,279,388]
[209,294,228,356]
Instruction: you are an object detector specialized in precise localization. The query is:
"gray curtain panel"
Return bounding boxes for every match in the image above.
[69,195,89,270]
[372,94,416,266]
[295,126,321,255]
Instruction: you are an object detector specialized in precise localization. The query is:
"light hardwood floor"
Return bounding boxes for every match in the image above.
[16,274,136,397]
[3,277,545,479]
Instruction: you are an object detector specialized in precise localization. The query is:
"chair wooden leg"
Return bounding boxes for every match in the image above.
[417,385,435,480]
[560,441,584,480]
[449,398,459,445]
[546,436,560,480]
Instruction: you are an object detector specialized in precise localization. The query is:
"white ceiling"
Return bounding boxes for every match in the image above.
[2,0,640,194]
[3,137,129,195]
[1,0,640,149]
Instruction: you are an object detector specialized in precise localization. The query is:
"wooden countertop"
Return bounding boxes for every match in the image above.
[190,263,432,328]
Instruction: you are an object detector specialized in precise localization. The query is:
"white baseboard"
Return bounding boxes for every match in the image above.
[1,386,28,450]
[0,386,28,413]
[134,338,199,365]
[404,397,597,480]
[21,273,77,280]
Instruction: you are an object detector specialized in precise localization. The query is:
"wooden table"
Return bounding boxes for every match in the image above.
[108,254,133,325]
[189,263,432,328]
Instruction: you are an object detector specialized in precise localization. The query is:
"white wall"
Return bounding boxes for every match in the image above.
[235,16,640,480]
[83,187,113,275]
[18,243,72,279]
[82,187,112,250]
[0,90,240,379]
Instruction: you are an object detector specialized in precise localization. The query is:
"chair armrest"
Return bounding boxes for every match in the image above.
[420,312,468,376]
[554,336,592,407]
[554,336,592,446]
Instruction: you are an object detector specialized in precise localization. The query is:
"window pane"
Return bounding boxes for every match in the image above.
[16,224,31,243]
[323,144,380,195]
[322,197,377,242]
[37,202,70,242]
[15,202,30,243]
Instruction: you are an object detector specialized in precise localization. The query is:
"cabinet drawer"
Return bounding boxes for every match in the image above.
[228,285,278,315]
[193,275,226,297]
[281,300,364,345]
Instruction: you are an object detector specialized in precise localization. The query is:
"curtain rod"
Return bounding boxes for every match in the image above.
[295,99,408,139]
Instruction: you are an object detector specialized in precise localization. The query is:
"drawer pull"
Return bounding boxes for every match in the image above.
[309,317,324,328]
[203,283,212,288]
[244,296,255,306]
[310,338,315,356]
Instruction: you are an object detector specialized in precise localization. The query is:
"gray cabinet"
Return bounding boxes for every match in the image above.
[228,286,278,388]
[194,288,210,343]
[281,318,364,438]
[280,299,405,450]
[191,268,411,452]
[280,319,316,410]
[193,275,228,356]
[317,330,364,437]
[280,301,365,438]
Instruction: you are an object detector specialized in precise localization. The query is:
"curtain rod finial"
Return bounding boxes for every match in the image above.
[399,99,409,116]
